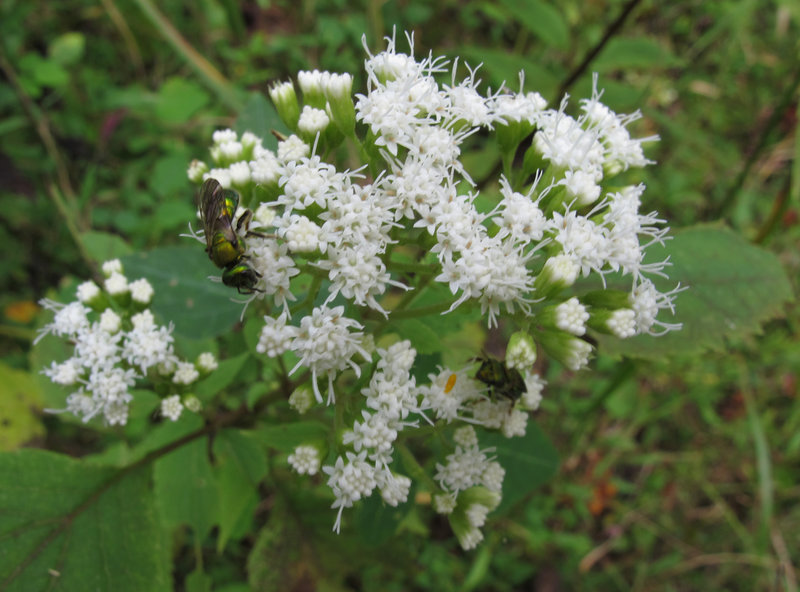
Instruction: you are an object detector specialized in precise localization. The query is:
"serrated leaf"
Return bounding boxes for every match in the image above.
[81,230,132,261]
[254,421,328,452]
[597,225,794,358]
[122,245,244,339]
[498,0,568,49]
[235,93,283,150]
[594,37,683,71]
[0,449,169,591]
[0,363,43,450]
[153,418,218,539]
[480,422,559,513]
[213,429,268,551]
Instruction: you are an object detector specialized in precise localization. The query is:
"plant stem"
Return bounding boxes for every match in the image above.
[129,0,243,111]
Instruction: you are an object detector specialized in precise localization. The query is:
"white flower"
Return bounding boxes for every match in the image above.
[288,386,314,414]
[229,161,251,186]
[76,281,100,303]
[453,425,478,448]
[43,359,82,385]
[433,493,457,514]
[501,409,528,438]
[506,334,537,369]
[102,259,123,276]
[253,202,277,227]
[173,361,199,385]
[36,300,90,343]
[256,312,298,357]
[129,278,154,304]
[187,159,208,183]
[250,153,282,185]
[212,129,237,145]
[98,309,121,333]
[607,308,637,338]
[435,444,493,494]
[196,352,218,372]
[283,215,323,253]
[298,105,330,135]
[550,209,610,278]
[184,395,202,413]
[161,395,183,421]
[482,461,505,492]
[289,305,371,404]
[323,450,378,532]
[521,373,546,410]
[377,471,411,506]
[288,445,321,475]
[123,310,176,371]
[73,325,122,371]
[277,135,310,162]
[105,272,128,296]
[555,297,589,336]
[269,81,295,105]
[564,338,593,371]
[560,169,601,206]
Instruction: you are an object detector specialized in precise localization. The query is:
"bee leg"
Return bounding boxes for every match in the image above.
[235,209,254,234]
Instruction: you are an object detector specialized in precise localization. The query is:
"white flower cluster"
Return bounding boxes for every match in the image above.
[37,260,214,425]
[185,32,683,547]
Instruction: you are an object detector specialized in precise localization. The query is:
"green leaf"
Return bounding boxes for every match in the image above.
[352,492,405,546]
[155,77,210,124]
[0,363,43,450]
[597,225,795,358]
[150,151,195,199]
[480,421,559,513]
[247,499,317,592]
[213,429,269,551]
[254,421,329,452]
[235,93,283,150]
[48,32,85,66]
[389,318,442,354]
[498,0,568,49]
[194,352,250,400]
[0,449,169,591]
[122,245,244,339]
[81,229,133,261]
[594,37,683,71]
[153,419,218,539]
[152,200,195,232]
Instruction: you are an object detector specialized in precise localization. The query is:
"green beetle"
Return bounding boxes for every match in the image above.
[473,355,527,402]
[197,178,262,294]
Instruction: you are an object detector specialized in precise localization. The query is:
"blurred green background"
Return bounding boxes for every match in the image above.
[0,0,798,589]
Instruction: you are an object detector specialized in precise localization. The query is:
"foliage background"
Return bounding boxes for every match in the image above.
[0,0,798,590]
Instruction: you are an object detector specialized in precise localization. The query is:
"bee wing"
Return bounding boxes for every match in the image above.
[197,178,226,249]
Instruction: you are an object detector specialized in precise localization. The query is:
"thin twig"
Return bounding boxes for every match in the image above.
[712,65,800,219]
[556,0,644,100]
[0,44,78,208]
[129,0,243,111]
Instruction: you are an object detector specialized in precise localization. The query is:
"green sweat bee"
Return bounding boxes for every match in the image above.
[473,355,527,403]
[197,178,263,294]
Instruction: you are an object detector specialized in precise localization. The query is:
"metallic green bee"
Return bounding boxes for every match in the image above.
[473,355,527,402]
[198,178,262,294]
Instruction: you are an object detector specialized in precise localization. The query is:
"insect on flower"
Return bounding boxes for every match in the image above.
[197,177,264,294]
[473,355,527,403]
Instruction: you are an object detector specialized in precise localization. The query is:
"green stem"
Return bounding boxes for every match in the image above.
[129,0,243,111]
